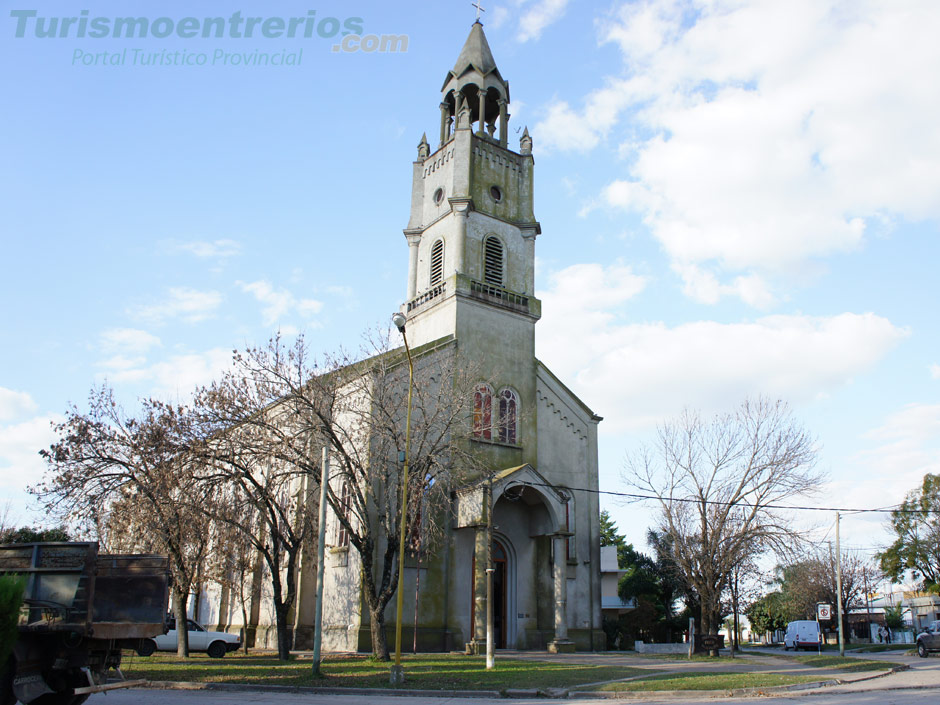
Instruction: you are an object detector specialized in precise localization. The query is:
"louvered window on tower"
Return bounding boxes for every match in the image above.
[484,236,504,286]
[430,239,444,285]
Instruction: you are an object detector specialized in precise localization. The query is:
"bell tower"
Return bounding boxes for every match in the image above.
[401,20,542,356]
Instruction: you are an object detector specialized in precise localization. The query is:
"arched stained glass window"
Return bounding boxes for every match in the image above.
[473,384,493,440]
[497,388,518,444]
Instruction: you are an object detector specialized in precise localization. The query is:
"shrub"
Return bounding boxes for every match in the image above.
[1,574,25,666]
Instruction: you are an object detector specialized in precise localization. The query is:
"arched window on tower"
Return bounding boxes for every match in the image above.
[497,388,518,444]
[430,239,444,286]
[473,384,493,440]
[484,235,504,287]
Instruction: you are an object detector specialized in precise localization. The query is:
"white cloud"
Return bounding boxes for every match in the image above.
[133,287,223,324]
[518,0,570,42]
[99,328,161,355]
[173,239,241,259]
[930,364,940,380]
[489,6,510,30]
[239,280,324,327]
[672,263,775,308]
[542,0,940,304]
[0,414,60,495]
[865,404,940,445]
[102,348,235,400]
[537,263,908,430]
[836,404,940,546]
[0,388,38,422]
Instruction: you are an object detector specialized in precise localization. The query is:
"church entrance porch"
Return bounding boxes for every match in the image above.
[456,464,574,652]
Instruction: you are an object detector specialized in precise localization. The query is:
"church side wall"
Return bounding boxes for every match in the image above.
[535,364,604,650]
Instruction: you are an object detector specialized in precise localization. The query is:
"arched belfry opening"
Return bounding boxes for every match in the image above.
[440,21,511,146]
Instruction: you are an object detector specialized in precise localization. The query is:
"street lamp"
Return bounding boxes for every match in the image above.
[390,311,414,685]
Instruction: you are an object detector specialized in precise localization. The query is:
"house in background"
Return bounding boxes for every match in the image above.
[600,545,635,618]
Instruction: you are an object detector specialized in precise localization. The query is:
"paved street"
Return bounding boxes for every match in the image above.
[89,685,940,704]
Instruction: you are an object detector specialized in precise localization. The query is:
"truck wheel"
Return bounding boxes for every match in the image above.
[207,641,226,659]
[1,658,14,705]
[137,640,157,657]
[918,642,928,658]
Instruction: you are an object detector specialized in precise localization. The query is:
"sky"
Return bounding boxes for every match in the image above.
[1,0,939,588]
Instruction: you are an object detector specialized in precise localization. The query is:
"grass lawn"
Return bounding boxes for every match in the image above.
[120,652,652,691]
[852,644,916,654]
[784,654,893,672]
[593,672,823,692]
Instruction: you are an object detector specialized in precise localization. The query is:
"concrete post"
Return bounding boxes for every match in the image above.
[451,202,469,275]
[406,235,420,301]
[311,446,329,674]
[548,535,574,652]
[465,525,488,654]
[440,102,450,145]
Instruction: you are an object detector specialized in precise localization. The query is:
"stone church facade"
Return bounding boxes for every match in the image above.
[313,21,605,653]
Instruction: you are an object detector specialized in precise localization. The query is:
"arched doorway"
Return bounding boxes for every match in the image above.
[471,538,510,649]
[492,539,507,648]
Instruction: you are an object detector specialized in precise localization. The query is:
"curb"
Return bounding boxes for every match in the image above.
[146,680,501,699]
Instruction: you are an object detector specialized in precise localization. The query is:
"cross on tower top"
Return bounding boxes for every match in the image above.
[471,1,485,22]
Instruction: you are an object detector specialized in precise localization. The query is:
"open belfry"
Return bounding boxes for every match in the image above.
[314,20,604,653]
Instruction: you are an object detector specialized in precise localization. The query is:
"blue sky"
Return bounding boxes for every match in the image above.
[2,0,938,579]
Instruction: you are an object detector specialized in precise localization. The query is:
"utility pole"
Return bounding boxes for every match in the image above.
[312,446,329,675]
[835,511,844,657]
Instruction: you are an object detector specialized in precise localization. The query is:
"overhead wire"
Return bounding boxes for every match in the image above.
[509,480,930,515]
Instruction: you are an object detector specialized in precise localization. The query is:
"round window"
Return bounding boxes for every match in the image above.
[489,185,502,202]
[433,187,445,205]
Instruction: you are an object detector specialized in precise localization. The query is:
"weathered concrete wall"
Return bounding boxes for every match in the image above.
[635,641,688,654]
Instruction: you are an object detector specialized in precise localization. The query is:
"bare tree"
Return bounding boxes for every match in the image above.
[625,398,822,648]
[194,332,483,659]
[190,342,318,661]
[777,548,869,636]
[34,385,209,657]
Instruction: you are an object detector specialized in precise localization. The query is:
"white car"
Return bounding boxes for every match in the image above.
[138,618,241,658]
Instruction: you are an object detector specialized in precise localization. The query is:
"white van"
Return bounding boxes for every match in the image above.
[784,620,822,651]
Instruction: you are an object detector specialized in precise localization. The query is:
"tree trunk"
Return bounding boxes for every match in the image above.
[370,605,390,661]
[273,601,293,660]
[173,588,190,658]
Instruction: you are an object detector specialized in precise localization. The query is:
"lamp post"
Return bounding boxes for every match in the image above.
[390,312,414,685]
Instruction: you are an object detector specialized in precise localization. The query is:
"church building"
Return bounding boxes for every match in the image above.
[316,20,605,653]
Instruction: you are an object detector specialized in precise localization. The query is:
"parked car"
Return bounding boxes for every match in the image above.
[138,618,241,658]
[916,620,940,657]
[783,620,822,651]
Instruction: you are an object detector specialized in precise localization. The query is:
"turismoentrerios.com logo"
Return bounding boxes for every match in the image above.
[9,9,408,53]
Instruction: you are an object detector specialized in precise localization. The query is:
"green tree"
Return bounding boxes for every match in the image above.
[879,473,940,593]
[883,602,905,631]
[746,591,788,636]
[0,526,70,544]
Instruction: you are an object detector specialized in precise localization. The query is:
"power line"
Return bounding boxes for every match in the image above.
[510,480,931,515]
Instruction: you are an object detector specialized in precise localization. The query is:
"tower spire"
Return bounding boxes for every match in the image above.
[440,22,510,146]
